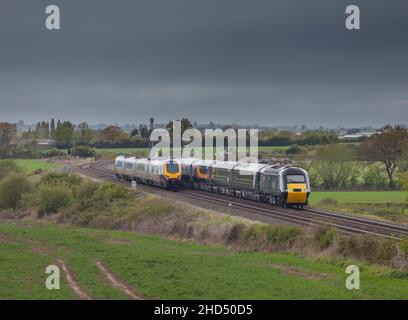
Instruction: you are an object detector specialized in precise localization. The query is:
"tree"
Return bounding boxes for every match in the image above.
[75,122,95,146]
[359,125,408,188]
[95,126,130,145]
[50,118,56,138]
[0,173,32,211]
[313,144,357,189]
[130,128,139,137]
[53,121,75,149]
[139,125,149,139]
[166,118,193,139]
[0,122,17,146]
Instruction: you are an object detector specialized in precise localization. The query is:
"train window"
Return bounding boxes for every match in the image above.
[199,166,208,174]
[287,175,305,183]
[271,175,278,191]
[125,162,133,169]
[166,163,179,173]
[115,160,123,167]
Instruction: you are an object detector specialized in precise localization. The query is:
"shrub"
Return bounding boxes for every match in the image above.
[0,160,20,180]
[41,148,66,158]
[362,168,388,190]
[337,234,397,263]
[285,144,302,155]
[70,146,96,157]
[0,173,32,210]
[75,181,99,209]
[266,225,303,245]
[319,198,338,206]
[41,172,83,186]
[314,226,338,250]
[84,183,131,210]
[38,185,71,216]
[399,238,408,258]
[228,224,246,243]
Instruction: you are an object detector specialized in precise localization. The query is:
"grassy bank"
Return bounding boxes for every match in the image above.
[1,221,407,300]
[310,192,408,224]
[310,191,407,204]
[14,159,61,173]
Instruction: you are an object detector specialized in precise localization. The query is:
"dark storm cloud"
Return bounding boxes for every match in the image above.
[0,0,407,127]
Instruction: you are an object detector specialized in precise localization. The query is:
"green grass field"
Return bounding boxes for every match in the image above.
[0,221,407,300]
[310,191,407,205]
[15,159,61,173]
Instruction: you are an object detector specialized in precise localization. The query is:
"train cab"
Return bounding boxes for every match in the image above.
[162,158,182,188]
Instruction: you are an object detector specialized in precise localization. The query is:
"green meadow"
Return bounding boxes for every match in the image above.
[310,191,407,205]
[0,221,407,300]
[14,159,61,173]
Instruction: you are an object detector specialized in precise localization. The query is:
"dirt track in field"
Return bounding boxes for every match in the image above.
[0,233,91,300]
[95,260,144,300]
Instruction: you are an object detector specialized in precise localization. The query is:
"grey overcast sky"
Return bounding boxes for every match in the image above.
[0,0,407,127]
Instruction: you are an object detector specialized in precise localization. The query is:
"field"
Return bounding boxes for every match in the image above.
[309,191,407,205]
[0,221,407,300]
[14,159,61,173]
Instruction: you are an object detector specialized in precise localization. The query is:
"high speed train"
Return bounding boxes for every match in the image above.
[114,156,181,188]
[114,156,311,208]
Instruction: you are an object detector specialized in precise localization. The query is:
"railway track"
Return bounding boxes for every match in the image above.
[77,161,408,240]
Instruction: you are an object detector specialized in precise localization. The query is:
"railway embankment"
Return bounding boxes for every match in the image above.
[2,166,408,270]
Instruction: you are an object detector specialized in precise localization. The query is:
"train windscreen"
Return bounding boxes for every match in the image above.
[199,166,208,174]
[166,163,179,173]
[287,174,305,183]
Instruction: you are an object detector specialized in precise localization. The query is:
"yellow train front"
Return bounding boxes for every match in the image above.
[259,165,311,208]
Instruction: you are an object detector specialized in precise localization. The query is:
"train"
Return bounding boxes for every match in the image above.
[114,155,311,208]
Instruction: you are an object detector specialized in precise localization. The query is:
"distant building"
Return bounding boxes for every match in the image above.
[339,132,380,141]
[37,139,56,146]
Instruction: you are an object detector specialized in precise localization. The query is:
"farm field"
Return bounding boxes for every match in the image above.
[310,191,407,205]
[15,159,62,173]
[0,221,407,300]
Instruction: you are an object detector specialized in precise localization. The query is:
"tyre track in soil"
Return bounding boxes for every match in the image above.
[0,233,91,300]
[95,260,144,300]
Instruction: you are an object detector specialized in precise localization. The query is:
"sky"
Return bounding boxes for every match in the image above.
[0,0,407,128]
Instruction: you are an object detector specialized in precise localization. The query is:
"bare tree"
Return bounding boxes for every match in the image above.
[359,125,408,188]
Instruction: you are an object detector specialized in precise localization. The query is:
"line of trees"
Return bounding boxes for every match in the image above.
[259,129,338,146]
[304,125,408,190]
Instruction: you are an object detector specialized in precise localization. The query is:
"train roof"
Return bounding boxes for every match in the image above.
[232,162,268,173]
[260,165,306,175]
[192,159,216,167]
[176,157,199,165]
[210,161,240,170]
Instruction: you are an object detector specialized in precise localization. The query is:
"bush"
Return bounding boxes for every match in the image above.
[337,234,397,263]
[75,181,99,209]
[38,185,71,216]
[314,226,338,250]
[399,238,408,258]
[41,173,83,186]
[285,144,302,155]
[228,224,246,243]
[70,146,96,157]
[0,160,20,180]
[362,168,388,190]
[0,173,32,210]
[41,148,66,158]
[229,224,303,248]
[319,198,338,206]
[266,225,303,245]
